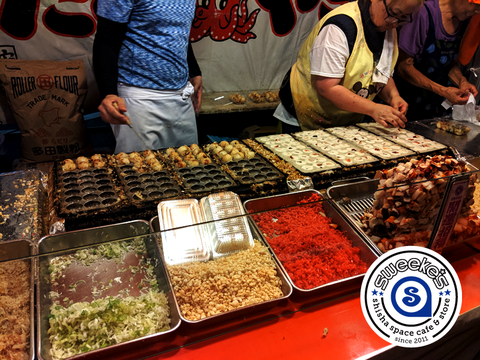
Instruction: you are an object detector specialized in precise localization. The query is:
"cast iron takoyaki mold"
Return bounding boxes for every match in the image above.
[173,163,236,193]
[115,165,182,203]
[224,156,284,184]
[57,165,122,214]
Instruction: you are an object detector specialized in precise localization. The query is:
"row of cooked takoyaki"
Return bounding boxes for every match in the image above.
[115,150,163,172]
[205,140,255,164]
[165,144,212,168]
[61,154,106,171]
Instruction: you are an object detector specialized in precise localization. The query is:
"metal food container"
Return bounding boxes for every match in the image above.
[244,189,378,298]
[150,214,293,327]
[36,220,181,360]
[0,239,35,360]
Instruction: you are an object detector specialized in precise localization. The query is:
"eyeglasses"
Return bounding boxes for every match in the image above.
[383,0,413,24]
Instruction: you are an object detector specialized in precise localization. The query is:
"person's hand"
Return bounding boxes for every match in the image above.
[98,95,129,125]
[190,75,202,113]
[459,79,478,98]
[371,104,407,128]
[442,86,471,105]
[390,95,408,116]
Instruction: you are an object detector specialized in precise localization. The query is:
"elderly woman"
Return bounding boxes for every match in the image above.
[274,0,424,132]
[394,0,480,120]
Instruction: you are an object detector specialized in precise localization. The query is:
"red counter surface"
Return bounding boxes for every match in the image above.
[105,241,480,360]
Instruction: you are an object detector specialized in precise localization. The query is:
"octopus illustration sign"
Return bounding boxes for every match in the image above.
[0,0,346,123]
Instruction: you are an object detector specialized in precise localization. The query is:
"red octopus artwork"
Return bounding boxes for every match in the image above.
[190,0,260,43]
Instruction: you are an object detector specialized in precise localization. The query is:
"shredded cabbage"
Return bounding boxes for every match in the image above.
[48,290,170,360]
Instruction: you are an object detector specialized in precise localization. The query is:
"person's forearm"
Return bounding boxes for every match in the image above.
[396,54,447,98]
[187,41,201,79]
[315,81,377,118]
[93,16,127,99]
[448,62,468,87]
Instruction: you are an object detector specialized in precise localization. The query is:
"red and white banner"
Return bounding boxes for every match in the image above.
[0,0,347,123]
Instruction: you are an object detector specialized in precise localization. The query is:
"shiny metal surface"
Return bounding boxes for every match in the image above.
[406,119,480,159]
[201,191,254,259]
[158,199,210,265]
[149,215,293,327]
[244,190,379,297]
[36,220,181,360]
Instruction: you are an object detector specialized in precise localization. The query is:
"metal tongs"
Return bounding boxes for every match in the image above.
[470,67,479,78]
[112,101,149,150]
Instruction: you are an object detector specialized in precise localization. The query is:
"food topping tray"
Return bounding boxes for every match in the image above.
[112,150,182,203]
[256,134,340,173]
[325,126,415,160]
[0,170,45,242]
[357,122,446,153]
[244,190,378,297]
[293,130,379,166]
[57,155,122,214]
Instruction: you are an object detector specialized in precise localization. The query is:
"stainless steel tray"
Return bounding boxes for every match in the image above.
[36,220,181,360]
[243,189,378,298]
[0,239,35,360]
[326,178,382,256]
[149,215,293,327]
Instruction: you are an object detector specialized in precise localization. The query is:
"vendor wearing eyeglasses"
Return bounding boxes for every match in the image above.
[274,0,424,132]
[394,0,480,120]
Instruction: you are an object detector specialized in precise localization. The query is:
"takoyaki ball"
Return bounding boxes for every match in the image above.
[151,163,163,171]
[232,153,243,161]
[146,158,158,166]
[116,152,128,160]
[178,145,189,156]
[91,154,103,161]
[187,160,199,167]
[221,154,233,164]
[230,149,240,156]
[93,160,106,168]
[176,161,187,168]
[192,147,202,156]
[118,157,130,165]
[234,144,244,151]
[128,152,141,159]
[218,150,227,158]
[169,151,180,160]
[205,143,217,152]
[230,140,240,146]
[165,147,175,156]
[145,153,156,162]
[213,146,224,155]
[143,149,154,157]
[246,151,255,159]
[190,143,200,151]
[75,156,89,165]
[224,145,233,153]
[196,152,207,160]
[62,159,76,172]
[219,141,229,147]
[241,147,250,155]
[200,158,212,165]
[77,161,90,170]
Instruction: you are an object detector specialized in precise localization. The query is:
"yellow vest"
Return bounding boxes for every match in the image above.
[290,1,398,130]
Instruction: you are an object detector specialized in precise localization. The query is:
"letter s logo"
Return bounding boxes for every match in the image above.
[391,276,432,318]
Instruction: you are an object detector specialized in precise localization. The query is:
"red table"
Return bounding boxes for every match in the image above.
[108,241,480,360]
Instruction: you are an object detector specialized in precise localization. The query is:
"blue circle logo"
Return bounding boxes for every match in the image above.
[391,276,431,317]
[361,247,462,348]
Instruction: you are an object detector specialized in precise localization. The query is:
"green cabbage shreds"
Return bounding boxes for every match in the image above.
[48,290,170,360]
